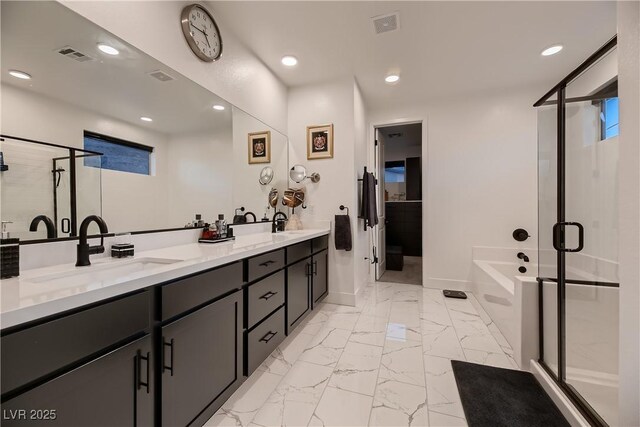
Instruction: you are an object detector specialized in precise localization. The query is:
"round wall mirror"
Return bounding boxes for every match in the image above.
[259,166,274,185]
[290,164,320,183]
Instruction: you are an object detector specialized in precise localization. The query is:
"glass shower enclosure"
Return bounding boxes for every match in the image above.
[536,37,619,427]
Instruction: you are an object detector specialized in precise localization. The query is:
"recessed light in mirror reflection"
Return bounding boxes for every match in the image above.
[541,45,563,56]
[140,117,153,122]
[9,70,31,80]
[212,105,225,111]
[98,44,119,56]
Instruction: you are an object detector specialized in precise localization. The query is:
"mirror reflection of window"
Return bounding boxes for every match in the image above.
[384,161,405,183]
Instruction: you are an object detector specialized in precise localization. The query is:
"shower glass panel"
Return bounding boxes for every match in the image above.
[75,154,102,235]
[537,94,559,376]
[53,157,72,238]
[563,47,619,426]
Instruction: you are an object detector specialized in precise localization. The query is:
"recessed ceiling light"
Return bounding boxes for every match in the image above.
[281,55,298,67]
[541,45,563,56]
[98,43,119,56]
[385,74,400,84]
[212,105,225,111]
[8,70,31,80]
[140,117,153,122]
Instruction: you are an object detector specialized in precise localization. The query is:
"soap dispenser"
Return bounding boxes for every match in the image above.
[0,221,19,279]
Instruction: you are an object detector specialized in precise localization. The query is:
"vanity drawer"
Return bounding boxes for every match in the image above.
[246,307,285,375]
[1,291,150,395]
[162,261,243,321]
[247,270,285,329]
[287,241,312,265]
[312,235,329,253]
[247,249,285,282]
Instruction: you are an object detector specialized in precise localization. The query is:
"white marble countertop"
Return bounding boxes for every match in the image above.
[1,229,329,330]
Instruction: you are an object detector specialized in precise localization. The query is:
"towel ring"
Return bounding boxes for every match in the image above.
[339,205,349,215]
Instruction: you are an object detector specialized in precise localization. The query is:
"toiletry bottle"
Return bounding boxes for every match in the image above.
[0,221,19,279]
[215,214,227,239]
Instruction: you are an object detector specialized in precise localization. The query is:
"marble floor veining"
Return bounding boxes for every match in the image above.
[206,282,519,427]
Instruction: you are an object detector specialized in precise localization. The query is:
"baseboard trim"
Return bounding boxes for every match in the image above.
[424,277,472,291]
[530,360,590,427]
[324,291,356,306]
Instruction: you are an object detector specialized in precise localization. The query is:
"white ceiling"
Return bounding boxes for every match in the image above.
[1,1,232,136]
[380,123,422,148]
[210,1,617,110]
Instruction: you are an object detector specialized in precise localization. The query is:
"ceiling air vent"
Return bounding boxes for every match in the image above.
[148,70,175,82]
[56,46,93,62]
[372,12,400,35]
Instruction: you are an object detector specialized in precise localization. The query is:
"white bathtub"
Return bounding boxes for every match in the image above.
[471,259,539,369]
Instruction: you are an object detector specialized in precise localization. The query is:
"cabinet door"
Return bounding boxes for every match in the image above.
[161,290,242,427]
[287,258,311,333]
[1,335,153,427]
[312,250,328,306]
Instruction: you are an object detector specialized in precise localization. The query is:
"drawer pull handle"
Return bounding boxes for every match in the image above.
[163,338,174,376]
[260,331,277,343]
[313,260,318,276]
[136,350,150,393]
[260,291,278,300]
[259,260,276,267]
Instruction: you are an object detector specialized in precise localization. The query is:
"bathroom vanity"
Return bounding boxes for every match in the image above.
[0,230,329,426]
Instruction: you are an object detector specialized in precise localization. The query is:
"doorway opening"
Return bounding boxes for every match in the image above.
[374,122,423,286]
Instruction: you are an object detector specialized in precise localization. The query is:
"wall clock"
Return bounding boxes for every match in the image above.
[180,4,222,62]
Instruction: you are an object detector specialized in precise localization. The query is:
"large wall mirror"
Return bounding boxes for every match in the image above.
[0,1,288,242]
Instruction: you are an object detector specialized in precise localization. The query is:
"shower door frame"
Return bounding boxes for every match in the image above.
[534,36,619,427]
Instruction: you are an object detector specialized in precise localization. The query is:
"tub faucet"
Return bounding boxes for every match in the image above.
[272,212,288,233]
[76,215,109,266]
[29,215,56,239]
[517,252,529,263]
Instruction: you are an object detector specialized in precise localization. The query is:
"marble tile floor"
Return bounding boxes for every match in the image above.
[205,282,519,427]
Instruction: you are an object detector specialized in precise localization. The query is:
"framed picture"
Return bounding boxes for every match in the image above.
[307,124,334,160]
[248,131,271,164]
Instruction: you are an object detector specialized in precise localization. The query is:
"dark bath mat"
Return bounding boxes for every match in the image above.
[451,360,570,427]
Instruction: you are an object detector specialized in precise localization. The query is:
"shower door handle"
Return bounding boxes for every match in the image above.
[553,222,584,253]
[61,218,70,234]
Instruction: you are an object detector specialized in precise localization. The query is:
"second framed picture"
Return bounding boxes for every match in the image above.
[307,124,333,160]
[248,131,271,164]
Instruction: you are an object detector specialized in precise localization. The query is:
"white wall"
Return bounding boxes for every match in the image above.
[617,1,640,424]
[166,128,233,227]
[59,0,288,134]
[369,89,539,288]
[288,77,369,304]
[232,107,289,221]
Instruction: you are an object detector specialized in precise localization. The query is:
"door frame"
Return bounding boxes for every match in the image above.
[368,117,426,284]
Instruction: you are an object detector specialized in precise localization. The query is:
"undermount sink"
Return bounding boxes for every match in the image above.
[30,257,181,288]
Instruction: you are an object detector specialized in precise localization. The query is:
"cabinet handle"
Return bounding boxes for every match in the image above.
[136,350,150,393]
[259,260,276,267]
[61,218,70,234]
[260,291,278,300]
[313,261,318,276]
[259,331,277,343]
[305,262,312,277]
[162,338,174,376]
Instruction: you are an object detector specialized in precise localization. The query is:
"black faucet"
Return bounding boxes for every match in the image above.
[517,252,529,263]
[76,215,109,267]
[29,215,56,239]
[272,212,288,233]
[244,211,257,223]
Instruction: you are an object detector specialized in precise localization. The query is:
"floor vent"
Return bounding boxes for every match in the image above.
[148,70,175,82]
[372,12,400,34]
[56,46,93,62]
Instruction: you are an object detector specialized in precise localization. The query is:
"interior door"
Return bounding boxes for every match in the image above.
[375,128,386,279]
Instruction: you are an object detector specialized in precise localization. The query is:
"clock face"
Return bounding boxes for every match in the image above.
[181,4,222,62]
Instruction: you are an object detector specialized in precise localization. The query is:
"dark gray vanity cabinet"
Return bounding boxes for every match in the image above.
[286,257,312,333]
[312,249,329,306]
[158,260,244,425]
[1,290,153,427]
[2,335,153,426]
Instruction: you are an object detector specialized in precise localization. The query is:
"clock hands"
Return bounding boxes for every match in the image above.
[190,23,211,48]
